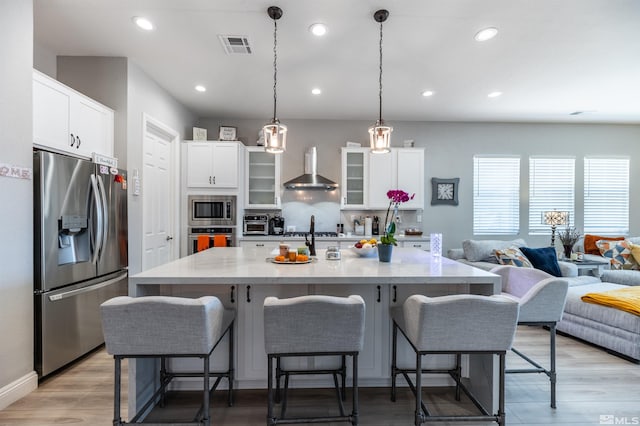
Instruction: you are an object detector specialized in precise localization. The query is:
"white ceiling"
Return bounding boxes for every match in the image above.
[34,0,640,124]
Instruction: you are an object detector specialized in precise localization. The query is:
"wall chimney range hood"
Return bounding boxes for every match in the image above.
[283,147,338,191]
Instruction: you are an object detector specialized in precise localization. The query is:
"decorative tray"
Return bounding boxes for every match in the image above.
[267,257,316,265]
[405,231,423,236]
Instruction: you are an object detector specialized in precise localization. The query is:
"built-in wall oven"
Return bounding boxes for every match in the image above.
[187,227,236,255]
[188,195,236,226]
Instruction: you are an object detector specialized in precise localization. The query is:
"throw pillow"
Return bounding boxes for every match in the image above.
[596,239,639,270]
[583,234,625,255]
[629,242,640,264]
[494,247,533,268]
[520,246,562,277]
[462,238,527,262]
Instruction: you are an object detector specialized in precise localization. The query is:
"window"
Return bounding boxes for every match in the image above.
[473,156,520,235]
[528,157,575,234]
[584,157,629,235]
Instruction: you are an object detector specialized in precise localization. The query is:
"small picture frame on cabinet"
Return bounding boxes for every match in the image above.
[193,127,207,141]
[219,126,237,141]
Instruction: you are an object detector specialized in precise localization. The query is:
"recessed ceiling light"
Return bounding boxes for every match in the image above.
[132,16,154,31]
[195,85,206,92]
[487,91,502,98]
[421,90,434,97]
[474,27,498,42]
[309,23,328,37]
[311,88,322,95]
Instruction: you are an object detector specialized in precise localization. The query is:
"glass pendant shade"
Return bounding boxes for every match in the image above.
[369,120,392,154]
[369,9,392,155]
[263,120,287,154]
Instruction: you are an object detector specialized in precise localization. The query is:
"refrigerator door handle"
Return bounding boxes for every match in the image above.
[96,174,109,259]
[90,174,104,264]
[48,272,128,301]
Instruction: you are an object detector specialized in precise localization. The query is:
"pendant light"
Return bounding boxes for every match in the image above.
[369,9,392,154]
[263,6,287,154]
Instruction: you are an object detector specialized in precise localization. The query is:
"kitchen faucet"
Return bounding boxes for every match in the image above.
[305,215,316,256]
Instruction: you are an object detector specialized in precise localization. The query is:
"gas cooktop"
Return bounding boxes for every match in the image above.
[283,232,339,238]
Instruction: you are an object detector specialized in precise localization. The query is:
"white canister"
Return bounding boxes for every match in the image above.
[364,217,373,236]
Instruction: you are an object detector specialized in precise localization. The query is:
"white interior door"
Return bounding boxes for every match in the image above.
[142,115,178,271]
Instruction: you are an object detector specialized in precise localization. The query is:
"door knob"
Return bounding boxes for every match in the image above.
[166,236,173,241]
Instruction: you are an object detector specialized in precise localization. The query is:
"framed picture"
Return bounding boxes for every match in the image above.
[219,126,237,141]
[431,177,459,206]
[192,127,207,141]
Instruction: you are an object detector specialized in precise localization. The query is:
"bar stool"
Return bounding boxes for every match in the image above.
[491,265,569,408]
[391,294,519,426]
[263,295,365,425]
[100,295,235,426]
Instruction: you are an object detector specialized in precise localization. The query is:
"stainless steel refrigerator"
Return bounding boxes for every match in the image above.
[34,150,128,377]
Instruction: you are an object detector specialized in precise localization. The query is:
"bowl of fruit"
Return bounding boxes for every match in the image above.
[350,239,378,257]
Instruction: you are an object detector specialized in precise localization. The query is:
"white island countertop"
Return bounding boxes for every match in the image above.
[130,246,499,289]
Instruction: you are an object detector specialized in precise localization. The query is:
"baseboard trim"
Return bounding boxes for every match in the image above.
[0,371,38,410]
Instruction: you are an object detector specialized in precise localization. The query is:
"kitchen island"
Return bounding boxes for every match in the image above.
[127,247,501,417]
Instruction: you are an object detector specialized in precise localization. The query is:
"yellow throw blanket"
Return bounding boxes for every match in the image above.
[581,286,640,316]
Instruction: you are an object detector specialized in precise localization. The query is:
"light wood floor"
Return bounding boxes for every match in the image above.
[1,326,639,425]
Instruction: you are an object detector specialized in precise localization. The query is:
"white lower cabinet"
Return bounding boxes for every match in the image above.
[237,284,309,385]
[399,240,429,251]
[313,284,389,382]
[236,283,389,388]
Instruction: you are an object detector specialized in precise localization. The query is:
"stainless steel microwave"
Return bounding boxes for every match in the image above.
[188,195,236,226]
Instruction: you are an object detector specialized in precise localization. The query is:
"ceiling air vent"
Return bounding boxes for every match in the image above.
[218,35,252,55]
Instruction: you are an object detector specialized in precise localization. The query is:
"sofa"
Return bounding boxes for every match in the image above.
[572,236,640,284]
[446,238,580,278]
[447,238,640,362]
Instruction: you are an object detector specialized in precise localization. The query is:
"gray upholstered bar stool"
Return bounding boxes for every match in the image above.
[101,295,235,426]
[391,294,519,426]
[263,294,365,425]
[491,265,569,408]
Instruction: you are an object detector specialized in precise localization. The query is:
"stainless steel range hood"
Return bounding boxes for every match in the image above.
[283,147,338,191]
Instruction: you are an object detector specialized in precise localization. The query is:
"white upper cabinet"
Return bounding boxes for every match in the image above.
[340,148,368,210]
[245,147,281,209]
[396,148,424,209]
[341,147,425,210]
[33,70,114,159]
[368,151,396,209]
[186,141,239,188]
[367,148,425,210]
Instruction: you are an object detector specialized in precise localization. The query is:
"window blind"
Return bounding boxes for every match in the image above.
[528,157,575,234]
[473,156,520,235]
[584,157,629,235]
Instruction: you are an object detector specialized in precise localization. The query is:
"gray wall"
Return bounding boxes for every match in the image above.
[0,0,36,405]
[126,61,197,274]
[198,117,640,252]
[57,56,129,167]
[33,40,56,79]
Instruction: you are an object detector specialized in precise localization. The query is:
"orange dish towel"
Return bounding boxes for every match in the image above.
[581,286,640,316]
[213,235,227,247]
[197,235,210,252]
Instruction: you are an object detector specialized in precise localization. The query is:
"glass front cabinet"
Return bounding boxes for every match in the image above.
[245,147,282,209]
[340,148,368,209]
